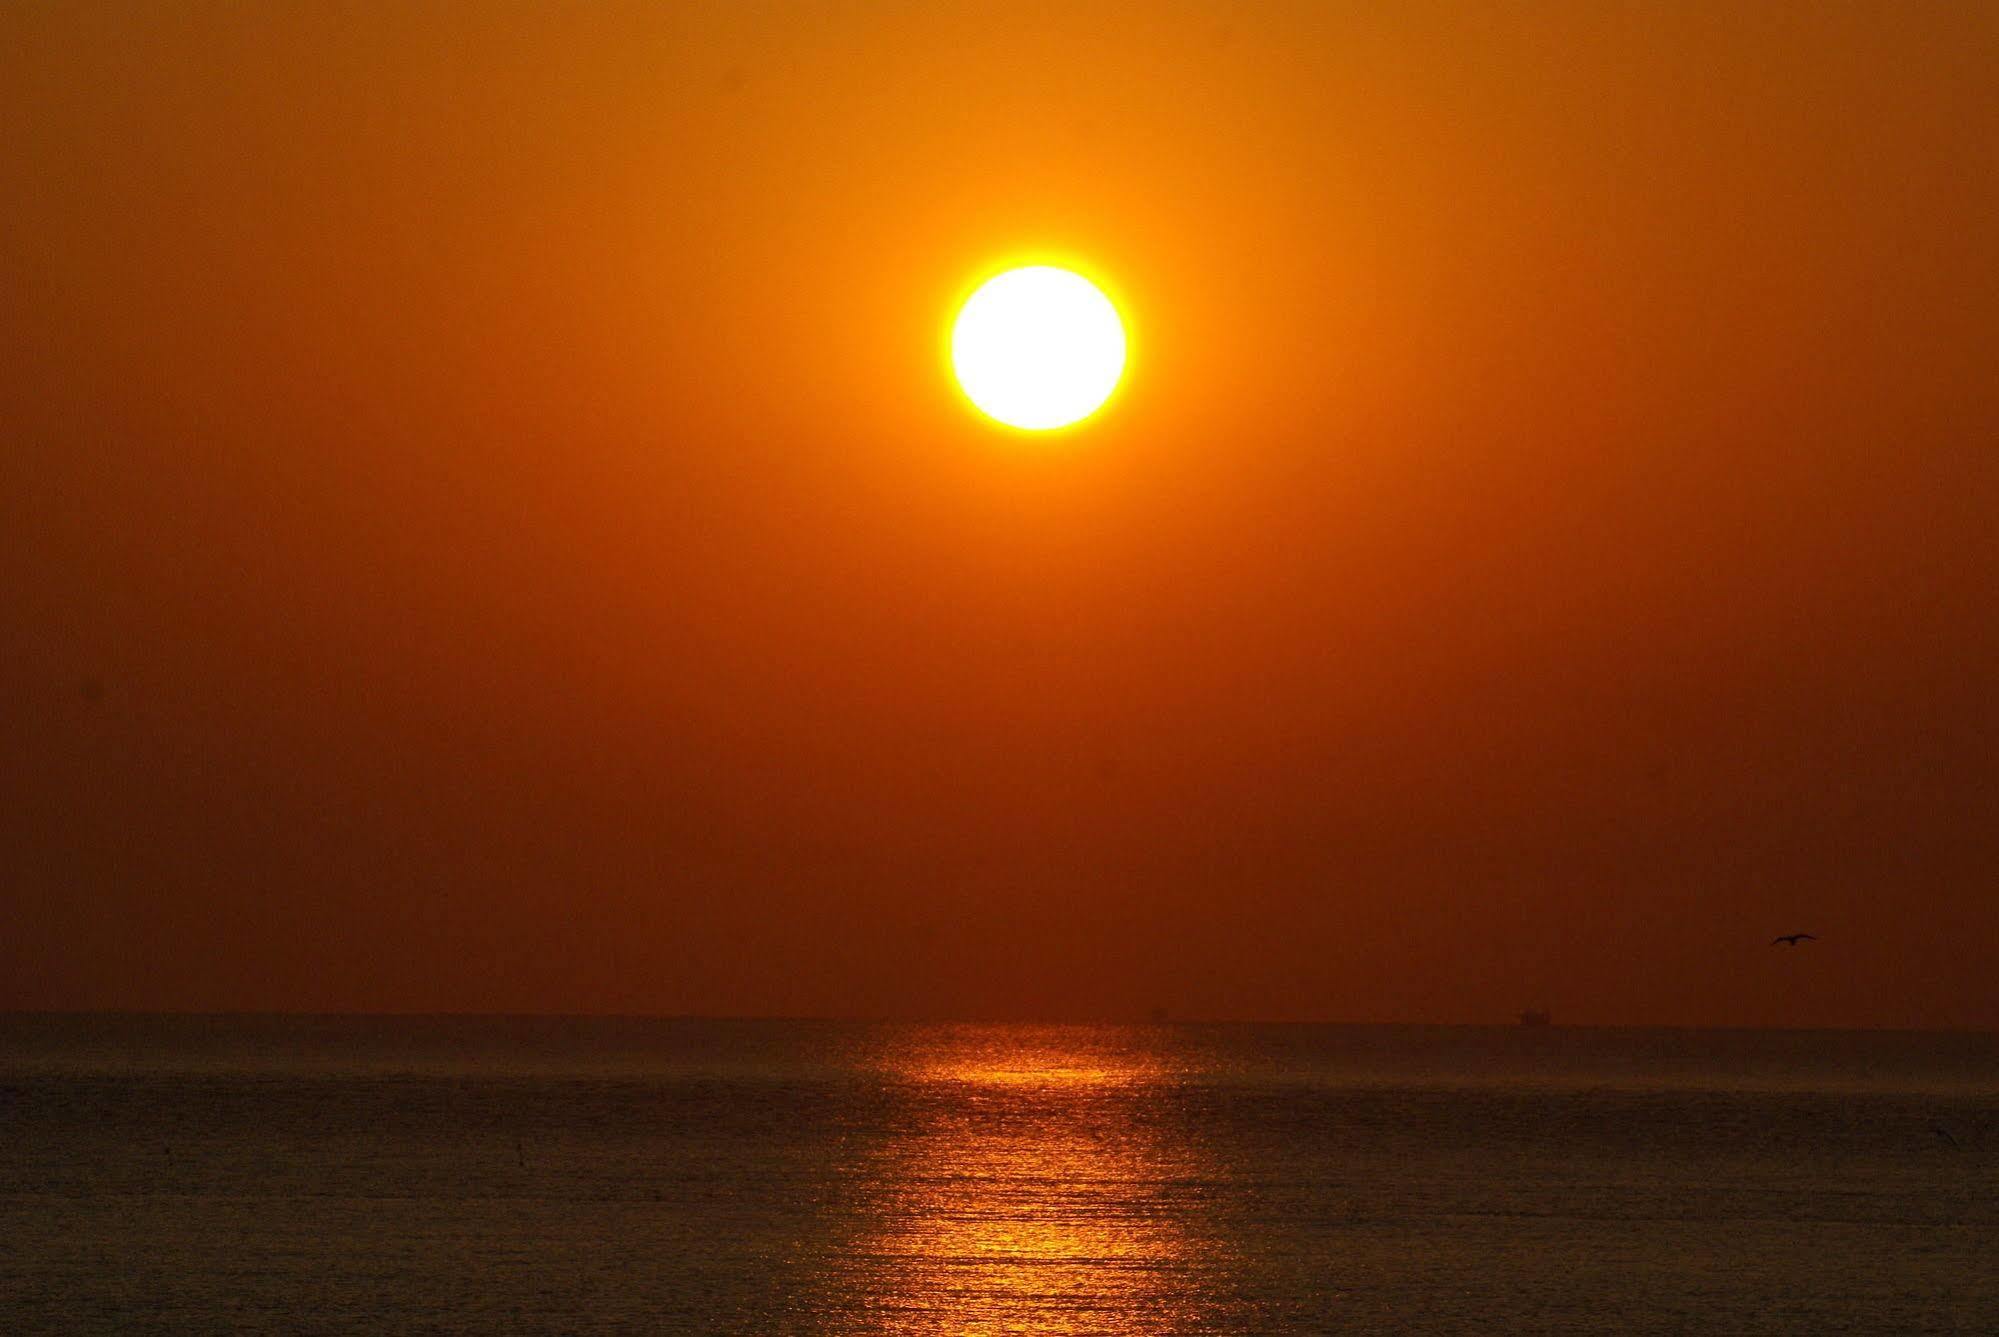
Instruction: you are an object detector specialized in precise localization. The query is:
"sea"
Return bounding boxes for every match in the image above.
[2,1015,1994,1334]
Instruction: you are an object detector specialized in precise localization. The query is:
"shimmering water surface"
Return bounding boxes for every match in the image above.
[3,1017,1995,1333]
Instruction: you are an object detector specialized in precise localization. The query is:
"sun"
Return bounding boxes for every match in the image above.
[951,266,1127,431]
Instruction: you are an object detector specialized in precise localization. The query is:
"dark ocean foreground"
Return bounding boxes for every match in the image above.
[2,1016,1995,1333]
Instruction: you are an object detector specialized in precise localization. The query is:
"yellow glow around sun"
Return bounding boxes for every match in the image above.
[951,266,1126,431]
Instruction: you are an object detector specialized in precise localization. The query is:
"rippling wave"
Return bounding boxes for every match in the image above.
[3,1017,1995,1332]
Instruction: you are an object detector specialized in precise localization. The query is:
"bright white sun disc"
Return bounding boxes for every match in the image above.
[951,266,1126,430]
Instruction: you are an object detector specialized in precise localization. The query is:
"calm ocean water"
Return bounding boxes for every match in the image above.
[2,1016,1995,1334]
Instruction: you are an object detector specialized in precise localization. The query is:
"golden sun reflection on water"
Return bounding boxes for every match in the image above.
[848,1027,1241,1335]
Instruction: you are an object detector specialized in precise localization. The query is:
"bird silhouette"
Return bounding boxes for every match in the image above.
[1770,933,1818,946]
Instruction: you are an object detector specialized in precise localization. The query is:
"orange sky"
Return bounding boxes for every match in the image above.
[4,2,1994,1026]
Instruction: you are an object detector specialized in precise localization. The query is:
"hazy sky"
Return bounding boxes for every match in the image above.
[4,2,1994,1026]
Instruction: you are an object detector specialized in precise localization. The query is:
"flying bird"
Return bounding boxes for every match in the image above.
[1770,933,1818,946]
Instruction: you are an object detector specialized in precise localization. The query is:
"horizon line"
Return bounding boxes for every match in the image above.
[3,1008,1993,1037]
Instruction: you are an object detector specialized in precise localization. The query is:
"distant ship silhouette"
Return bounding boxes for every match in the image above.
[1517,1009,1552,1027]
